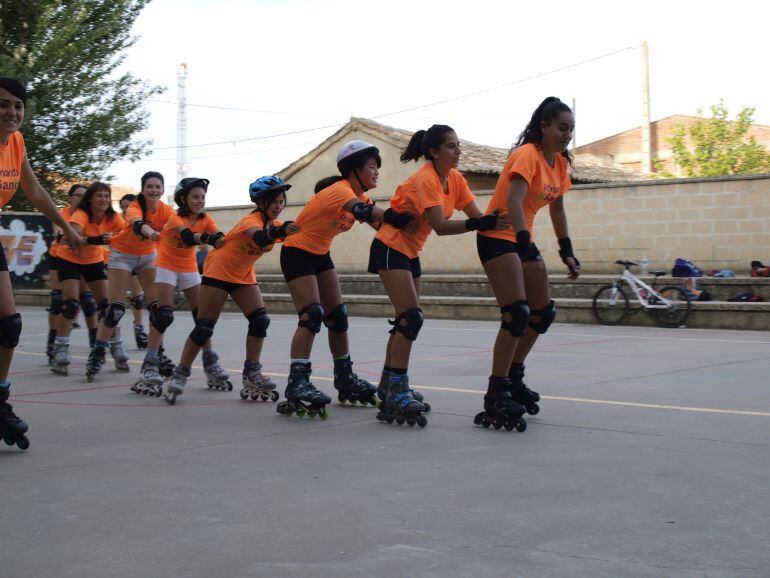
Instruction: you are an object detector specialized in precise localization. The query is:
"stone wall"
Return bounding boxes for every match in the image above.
[207,173,770,275]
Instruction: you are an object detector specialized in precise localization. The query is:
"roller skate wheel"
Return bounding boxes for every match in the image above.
[250,394,259,401]
[473,412,484,426]
[396,416,406,426]
[417,415,427,428]
[493,417,504,430]
[376,411,386,422]
[226,381,233,391]
[318,407,328,420]
[515,418,527,432]
[276,401,290,415]
[481,415,492,428]
[86,373,95,383]
[504,420,515,431]
[295,407,306,417]
[270,391,279,402]
[337,393,346,404]
[239,390,248,400]
[527,403,540,416]
[385,416,394,424]
[16,435,30,451]
[422,402,432,413]
[407,417,416,427]
[3,433,14,446]
[259,394,268,401]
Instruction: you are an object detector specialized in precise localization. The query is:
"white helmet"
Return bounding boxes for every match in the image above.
[336,140,379,169]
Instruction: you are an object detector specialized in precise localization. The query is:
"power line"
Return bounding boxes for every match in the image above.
[134,139,322,162]
[152,99,341,117]
[150,44,639,152]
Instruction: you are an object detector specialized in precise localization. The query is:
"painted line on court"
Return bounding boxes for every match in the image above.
[13,350,770,418]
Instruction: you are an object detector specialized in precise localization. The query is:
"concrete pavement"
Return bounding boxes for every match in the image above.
[2,307,769,577]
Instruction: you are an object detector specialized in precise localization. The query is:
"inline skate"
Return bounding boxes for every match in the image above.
[473,376,527,432]
[133,322,148,349]
[50,339,70,376]
[376,373,427,427]
[85,346,106,382]
[333,356,378,406]
[163,365,190,405]
[131,358,164,397]
[202,349,233,391]
[239,360,278,401]
[509,363,540,415]
[0,387,29,450]
[157,345,175,378]
[46,329,56,365]
[109,336,130,373]
[276,362,330,419]
[377,369,431,412]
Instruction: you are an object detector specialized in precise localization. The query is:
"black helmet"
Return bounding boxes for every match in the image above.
[173,177,210,208]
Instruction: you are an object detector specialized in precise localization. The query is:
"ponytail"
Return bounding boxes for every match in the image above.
[400,125,455,163]
[513,97,573,165]
[138,171,164,220]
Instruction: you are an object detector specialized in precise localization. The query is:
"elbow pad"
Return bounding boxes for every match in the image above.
[132,220,146,236]
[383,208,414,230]
[86,235,106,245]
[251,229,273,248]
[179,228,197,246]
[351,202,375,223]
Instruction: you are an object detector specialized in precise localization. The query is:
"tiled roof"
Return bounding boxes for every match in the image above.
[279,117,647,184]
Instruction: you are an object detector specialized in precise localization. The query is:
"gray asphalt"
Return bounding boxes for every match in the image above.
[2,306,770,578]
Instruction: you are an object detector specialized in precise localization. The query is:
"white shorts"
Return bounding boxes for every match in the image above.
[109,248,156,273]
[155,267,201,290]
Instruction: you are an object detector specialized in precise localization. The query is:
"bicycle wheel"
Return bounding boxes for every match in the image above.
[592,284,630,325]
[652,286,691,328]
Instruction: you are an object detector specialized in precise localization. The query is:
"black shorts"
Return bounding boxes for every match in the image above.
[280,246,335,283]
[57,258,108,283]
[367,238,421,279]
[48,255,59,272]
[0,244,7,272]
[477,234,518,265]
[201,276,253,294]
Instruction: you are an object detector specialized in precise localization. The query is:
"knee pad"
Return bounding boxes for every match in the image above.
[62,299,81,320]
[80,291,97,318]
[297,303,324,334]
[246,308,270,338]
[190,318,215,346]
[389,307,424,341]
[528,300,556,334]
[49,290,63,315]
[97,299,109,321]
[500,300,530,337]
[191,307,198,322]
[151,305,174,334]
[103,301,126,328]
[130,293,145,311]
[323,303,348,333]
[0,313,22,349]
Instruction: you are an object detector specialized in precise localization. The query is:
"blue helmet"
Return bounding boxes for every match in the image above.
[249,175,291,203]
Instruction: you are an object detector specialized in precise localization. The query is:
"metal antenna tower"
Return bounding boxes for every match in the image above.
[176,63,189,187]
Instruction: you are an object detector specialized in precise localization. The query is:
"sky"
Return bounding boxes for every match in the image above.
[107,0,770,205]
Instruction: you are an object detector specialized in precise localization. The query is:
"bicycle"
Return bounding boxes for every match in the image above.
[592,260,692,327]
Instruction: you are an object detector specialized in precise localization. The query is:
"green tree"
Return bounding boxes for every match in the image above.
[666,101,770,178]
[0,0,161,210]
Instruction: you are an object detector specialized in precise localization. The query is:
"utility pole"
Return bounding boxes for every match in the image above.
[641,41,652,174]
[176,63,189,190]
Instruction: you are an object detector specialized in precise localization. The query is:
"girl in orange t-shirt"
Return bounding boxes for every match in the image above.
[164,176,299,405]
[370,125,506,427]
[277,140,417,418]
[118,194,149,350]
[475,97,578,428]
[0,77,84,450]
[86,171,174,381]
[46,184,89,363]
[50,183,125,376]
[132,177,226,397]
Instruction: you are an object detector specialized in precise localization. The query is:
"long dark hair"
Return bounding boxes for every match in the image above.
[67,184,87,197]
[137,171,164,220]
[400,124,455,163]
[314,175,344,194]
[513,97,573,165]
[76,182,116,222]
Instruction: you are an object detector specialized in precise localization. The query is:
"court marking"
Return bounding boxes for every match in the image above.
[11,350,770,418]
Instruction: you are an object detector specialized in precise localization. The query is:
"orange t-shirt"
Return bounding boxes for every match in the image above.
[480,143,571,242]
[156,213,219,273]
[49,206,73,258]
[283,179,371,255]
[59,209,125,265]
[109,199,175,255]
[203,211,284,284]
[0,132,25,209]
[376,163,475,259]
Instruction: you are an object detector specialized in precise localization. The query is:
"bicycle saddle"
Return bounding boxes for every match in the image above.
[652,270,666,277]
[615,260,637,268]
